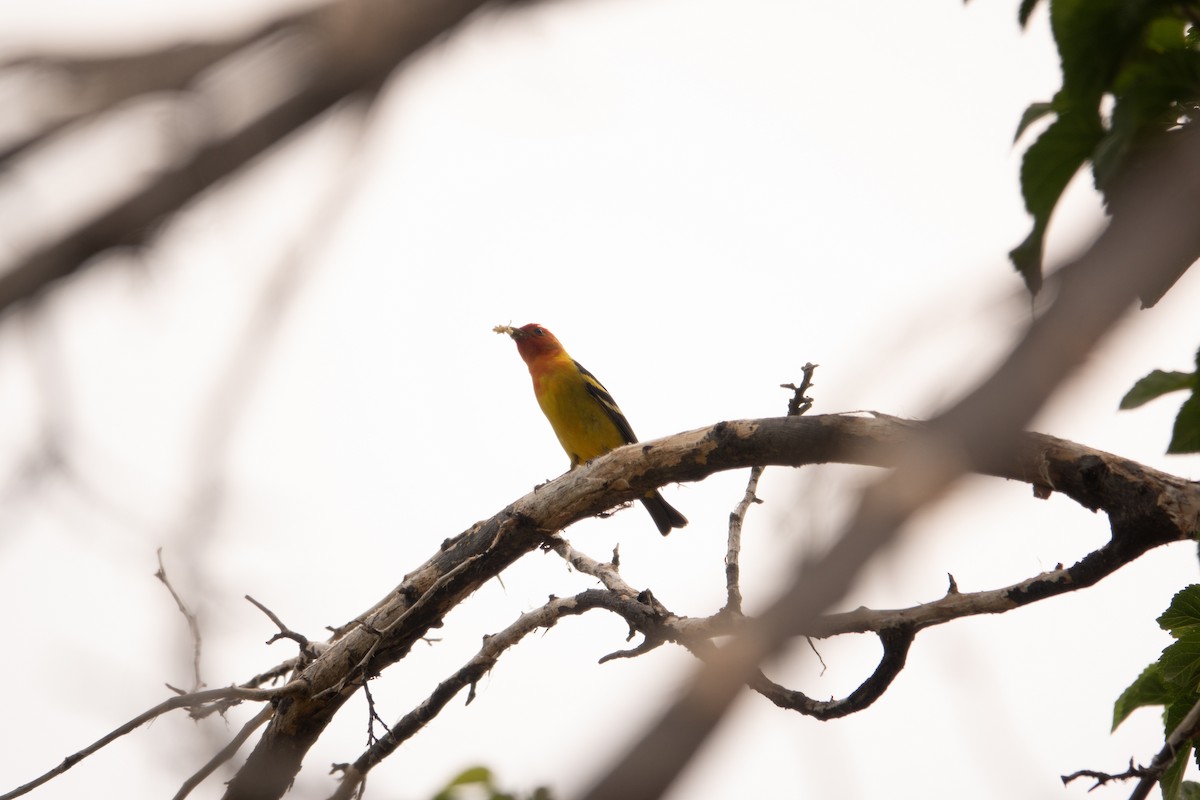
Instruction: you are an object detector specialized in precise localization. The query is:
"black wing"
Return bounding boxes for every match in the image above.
[575,360,638,445]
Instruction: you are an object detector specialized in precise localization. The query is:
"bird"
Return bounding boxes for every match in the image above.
[496,322,687,535]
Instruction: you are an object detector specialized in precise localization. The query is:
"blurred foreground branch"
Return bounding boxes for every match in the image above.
[0,0,514,316]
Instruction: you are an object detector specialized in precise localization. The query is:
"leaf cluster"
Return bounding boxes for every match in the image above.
[1120,347,1200,454]
[1115,586,1200,798]
[1011,0,1200,298]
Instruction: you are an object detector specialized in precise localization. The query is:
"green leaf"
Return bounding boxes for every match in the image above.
[1010,107,1103,294]
[1166,694,1196,736]
[1050,0,1170,108]
[1010,1,1200,299]
[1115,661,1175,730]
[431,768,555,800]
[1160,638,1200,690]
[1017,106,1102,220]
[1159,587,1200,637]
[1120,370,1197,409]
[1144,15,1188,53]
[1014,102,1056,142]
[1162,698,1200,800]
[1178,781,1200,800]
[448,766,494,787]
[1098,49,1200,194]
[1163,740,1193,800]
[433,767,496,800]
[1009,223,1047,297]
[1018,0,1042,27]
[1168,392,1200,454]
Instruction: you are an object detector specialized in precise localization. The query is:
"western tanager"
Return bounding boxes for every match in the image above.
[497,323,687,535]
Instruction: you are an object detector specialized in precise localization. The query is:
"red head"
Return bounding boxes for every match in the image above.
[508,323,566,364]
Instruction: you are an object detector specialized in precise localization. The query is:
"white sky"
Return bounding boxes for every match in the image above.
[3,1,1200,799]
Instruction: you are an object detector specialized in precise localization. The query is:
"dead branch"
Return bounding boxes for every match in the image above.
[5,415,1196,800]
[223,414,1200,800]
[746,626,916,720]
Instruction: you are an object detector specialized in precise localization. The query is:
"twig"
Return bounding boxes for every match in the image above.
[805,636,828,675]
[157,548,205,692]
[362,680,393,747]
[239,658,302,691]
[549,533,911,717]
[0,685,281,800]
[724,465,762,615]
[1061,760,1148,791]
[727,365,819,613]
[780,362,818,417]
[747,626,916,720]
[1129,696,1200,800]
[550,537,631,594]
[172,705,274,800]
[326,589,664,800]
[599,637,667,663]
[807,537,1171,638]
[245,595,324,662]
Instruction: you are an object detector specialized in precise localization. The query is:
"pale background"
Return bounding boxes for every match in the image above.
[2,1,1200,799]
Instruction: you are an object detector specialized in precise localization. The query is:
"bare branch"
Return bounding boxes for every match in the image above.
[240,658,303,692]
[723,465,761,616]
[156,548,205,693]
[172,705,275,800]
[728,365,818,613]
[326,588,668,800]
[245,595,326,664]
[1061,760,1149,792]
[748,626,916,720]
[808,535,1182,638]
[10,412,1187,800]
[217,411,1200,800]
[779,362,818,418]
[550,537,630,594]
[361,680,394,748]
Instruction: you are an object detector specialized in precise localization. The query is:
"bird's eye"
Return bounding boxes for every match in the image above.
[534,327,545,336]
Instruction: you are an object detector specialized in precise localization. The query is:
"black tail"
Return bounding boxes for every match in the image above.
[640,491,688,536]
